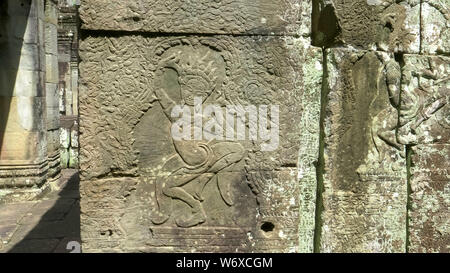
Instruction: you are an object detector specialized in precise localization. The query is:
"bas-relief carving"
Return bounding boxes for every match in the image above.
[408,144,449,253]
[74,0,449,254]
[321,49,407,253]
[80,0,311,36]
[315,0,420,53]
[79,35,322,252]
[398,55,449,253]
[315,0,448,54]
[398,55,449,145]
[372,57,404,159]
[143,45,245,228]
[421,0,450,54]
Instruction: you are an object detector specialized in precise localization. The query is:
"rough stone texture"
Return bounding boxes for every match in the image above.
[421,0,450,55]
[297,46,322,253]
[73,0,450,253]
[409,145,449,253]
[313,0,420,53]
[79,0,312,36]
[399,55,450,146]
[79,33,322,252]
[399,55,449,252]
[320,48,407,252]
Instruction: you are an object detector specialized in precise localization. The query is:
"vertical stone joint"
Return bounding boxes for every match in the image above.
[311,0,341,48]
[405,144,414,253]
[313,49,328,253]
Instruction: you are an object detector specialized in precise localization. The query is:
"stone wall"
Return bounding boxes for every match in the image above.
[0,0,48,201]
[79,0,321,253]
[312,0,449,253]
[0,0,62,202]
[79,0,448,252]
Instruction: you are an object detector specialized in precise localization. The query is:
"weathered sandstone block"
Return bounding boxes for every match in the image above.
[421,0,450,54]
[79,34,322,252]
[320,48,408,252]
[409,145,449,253]
[79,0,312,36]
[399,55,449,145]
[313,0,420,53]
[399,55,449,252]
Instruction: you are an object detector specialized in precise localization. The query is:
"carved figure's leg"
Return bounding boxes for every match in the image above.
[151,183,172,224]
[190,142,244,204]
[373,108,404,160]
[209,142,245,173]
[161,175,206,227]
[152,155,188,225]
[192,173,215,201]
[210,143,244,205]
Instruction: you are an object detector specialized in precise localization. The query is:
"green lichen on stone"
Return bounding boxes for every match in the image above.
[297,44,323,253]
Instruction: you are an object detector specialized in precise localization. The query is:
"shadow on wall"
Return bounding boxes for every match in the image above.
[311,0,341,48]
[0,0,32,158]
[8,171,81,253]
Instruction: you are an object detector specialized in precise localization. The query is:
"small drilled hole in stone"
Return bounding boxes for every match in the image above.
[385,22,394,32]
[261,222,275,233]
[100,230,113,236]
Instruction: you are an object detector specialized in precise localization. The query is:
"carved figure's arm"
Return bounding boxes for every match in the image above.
[412,97,447,131]
[385,60,401,107]
[155,88,177,122]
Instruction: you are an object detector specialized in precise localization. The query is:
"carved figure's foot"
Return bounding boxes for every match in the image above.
[151,211,170,225]
[193,191,205,202]
[175,207,206,228]
[217,175,234,206]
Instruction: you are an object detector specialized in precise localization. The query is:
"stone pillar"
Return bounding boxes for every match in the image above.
[60,115,78,168]
[79,0,322,252]
[45,0,61,181]
[70,60,78,116]
[57,1,79,169]
[313,0,448,253]
[320,49,407,252]
[0,0,49,202]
